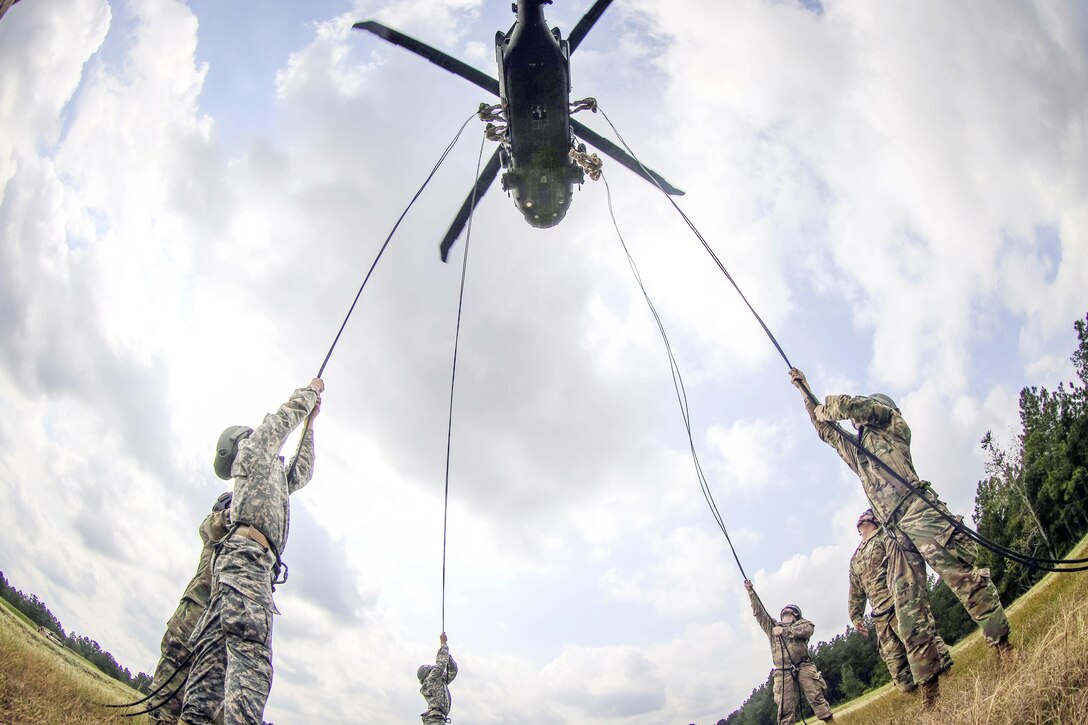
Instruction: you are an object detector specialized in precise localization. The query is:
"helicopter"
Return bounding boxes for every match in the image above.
[355,0,684,261]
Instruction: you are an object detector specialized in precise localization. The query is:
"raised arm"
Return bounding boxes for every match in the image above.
[745,580,775,636]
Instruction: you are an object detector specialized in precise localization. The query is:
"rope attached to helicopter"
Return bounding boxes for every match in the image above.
[441,133,487,633]
[590,103,1088,574]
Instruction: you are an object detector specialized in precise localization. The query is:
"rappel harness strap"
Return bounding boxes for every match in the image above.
[593,104,1088,575]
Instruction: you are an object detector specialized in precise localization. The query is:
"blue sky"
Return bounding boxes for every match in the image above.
[1,1,1086,723]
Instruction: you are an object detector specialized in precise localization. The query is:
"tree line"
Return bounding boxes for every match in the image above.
[721,313,1088,724]
[0,569,152,693]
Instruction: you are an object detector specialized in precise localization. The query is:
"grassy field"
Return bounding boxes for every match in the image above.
[824,535,1088,725]
[0,596,150,724]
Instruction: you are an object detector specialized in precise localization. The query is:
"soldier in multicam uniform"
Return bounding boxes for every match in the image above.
[744,580,834,724]
[179,379,323,725]
[848,508,952,695]
[147,493,233,723]
[417,633,458,724]
[789,368,1011,707]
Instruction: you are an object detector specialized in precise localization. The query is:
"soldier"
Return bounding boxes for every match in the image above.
[849,508,952,695]
[179,379,323,725]
[789,368,1011,707]
[418,633,457,724]
[147,493,232,723]
[744,580,834,724]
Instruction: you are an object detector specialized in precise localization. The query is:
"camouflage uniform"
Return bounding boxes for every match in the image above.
[805,394,1009,685]
[848,527,952,691]
[747,588,833,724]
[419,642,458,724]
[148,505,231,723]
[180,385,319,725]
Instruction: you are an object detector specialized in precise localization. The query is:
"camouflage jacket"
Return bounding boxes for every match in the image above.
[420,643,457,718]
[179,509,232,608]
[217,385,318,611]
[848,529,895,625]
[808,395,921,522]
[748,589,814,669]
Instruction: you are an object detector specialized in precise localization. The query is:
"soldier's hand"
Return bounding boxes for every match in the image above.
[440,632,447,644]
[309,377,325,394]
[772,626,784,636]
[789,368,808,392]
[307,397,322,423]
[813,404,833,422]
[743,579,753,591]
[854,622,869,637]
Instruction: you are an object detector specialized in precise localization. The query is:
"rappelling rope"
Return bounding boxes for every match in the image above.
[285,111,479,480]
[592,105,1088,573]
[601,172,748,581]
[441,132,486,633]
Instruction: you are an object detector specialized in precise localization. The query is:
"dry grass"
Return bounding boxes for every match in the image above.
[0,597,150,724]
[828,535,1088,725]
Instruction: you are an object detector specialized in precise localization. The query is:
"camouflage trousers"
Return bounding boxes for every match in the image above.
[421,708,451,724]
[886,489,1009,685]
[180,584,274,725]
[771,661,832,724]
[149,598,206,723]
[872,608,952,693]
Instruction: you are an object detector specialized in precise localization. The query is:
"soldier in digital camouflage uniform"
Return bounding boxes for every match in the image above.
[147,493,232,723]
[179,379,322,725]
[790,368,1010,707]
[745,580,834,724]
[849,508,952,694]
[417,632,457,724]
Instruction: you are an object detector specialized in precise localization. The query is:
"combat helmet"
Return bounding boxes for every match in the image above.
[417,664,433,683]
[856,508,878,528]
[780,604,802,619]
[214,425,253,480]
[868,393,898,411]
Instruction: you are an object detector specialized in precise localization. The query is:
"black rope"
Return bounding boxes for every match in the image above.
[601,172,749,581]
[593,105,1088,574]
[100,648,196,709]
[441,131,486,632]
[285,111,479,480]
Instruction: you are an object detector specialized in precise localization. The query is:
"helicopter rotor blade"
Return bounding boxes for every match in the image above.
[567,0,616,53]
[570,119,685,196]
[354,21,500,97]
[440,147,503,262]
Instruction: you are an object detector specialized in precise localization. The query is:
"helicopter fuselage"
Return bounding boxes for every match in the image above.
[496,0,583,229]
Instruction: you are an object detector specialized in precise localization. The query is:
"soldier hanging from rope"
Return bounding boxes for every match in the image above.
[417,633,458,724]
[179,378,323,725]
[744,580,834,724]
[789,368,1011,709]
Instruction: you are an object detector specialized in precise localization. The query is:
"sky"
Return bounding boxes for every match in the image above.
[0,0,1085,723]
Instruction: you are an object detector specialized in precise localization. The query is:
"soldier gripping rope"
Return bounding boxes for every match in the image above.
[147,493,233,723]
[418,633,457,724]
[744,580,834,724]
[789,368,1011,707]
[848,508,952,695]
[179,379,323,725]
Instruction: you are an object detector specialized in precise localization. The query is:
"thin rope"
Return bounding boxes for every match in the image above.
[601,171,748,581]
[441,131,486,633]
[286,111,478,479]
[593,106,1088,573]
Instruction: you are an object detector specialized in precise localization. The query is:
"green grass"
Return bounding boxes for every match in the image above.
[0,594,150,724]
[825,534,1088,724]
